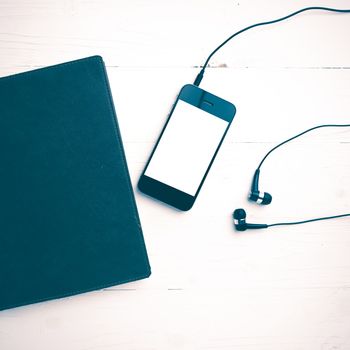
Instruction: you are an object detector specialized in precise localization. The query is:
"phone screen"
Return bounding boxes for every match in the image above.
[144,99,229,196]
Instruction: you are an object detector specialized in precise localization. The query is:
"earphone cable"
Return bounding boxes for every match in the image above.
[257,124,350,170]
[194,7,350,86]
[268,213,350,227]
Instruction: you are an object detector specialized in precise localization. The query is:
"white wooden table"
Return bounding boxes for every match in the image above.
[1,1,350,349]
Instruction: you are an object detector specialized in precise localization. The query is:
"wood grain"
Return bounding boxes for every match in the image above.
[0,1,349,349]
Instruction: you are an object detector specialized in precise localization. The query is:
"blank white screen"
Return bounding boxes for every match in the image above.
[145,100,228,196]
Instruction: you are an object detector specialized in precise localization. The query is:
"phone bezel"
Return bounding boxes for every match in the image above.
[138,84,236,211]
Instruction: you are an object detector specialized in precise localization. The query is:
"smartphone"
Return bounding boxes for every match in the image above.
[138,84,236,211]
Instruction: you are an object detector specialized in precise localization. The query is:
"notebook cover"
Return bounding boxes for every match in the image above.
[0,56,151,311]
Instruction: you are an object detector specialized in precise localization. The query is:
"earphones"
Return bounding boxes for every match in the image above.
[190,6,350,230]
[233,124,350,231]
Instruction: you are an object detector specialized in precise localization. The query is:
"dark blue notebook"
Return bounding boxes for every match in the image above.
[0,56,151,311]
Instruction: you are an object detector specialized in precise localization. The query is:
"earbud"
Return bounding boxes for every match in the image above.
[248,169,272,205]
[233,208,268,231]
[249,191,272,205]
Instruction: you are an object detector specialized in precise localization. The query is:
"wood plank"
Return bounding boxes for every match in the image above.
[0,1,349,349]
